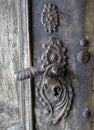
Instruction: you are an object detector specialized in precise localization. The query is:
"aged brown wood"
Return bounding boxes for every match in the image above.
[0,0,32,130]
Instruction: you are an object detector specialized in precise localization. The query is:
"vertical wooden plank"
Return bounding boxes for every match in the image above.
[0,0,32,130]
[85,0,94,129]
[0,0,19,129]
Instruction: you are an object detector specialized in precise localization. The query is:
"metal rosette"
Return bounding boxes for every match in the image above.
[41,3,59,33]
[41,38,67,71]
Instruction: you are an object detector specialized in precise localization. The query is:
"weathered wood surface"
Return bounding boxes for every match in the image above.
[0,0,31,130]
[85,0,94,129]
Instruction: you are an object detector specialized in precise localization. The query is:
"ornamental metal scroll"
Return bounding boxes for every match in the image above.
[36,64,73,124]
[36,38,73,124]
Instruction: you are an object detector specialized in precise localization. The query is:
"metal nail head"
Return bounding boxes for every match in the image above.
[83,108,91,118]
[77,51,90,64]
[80,39,89,47]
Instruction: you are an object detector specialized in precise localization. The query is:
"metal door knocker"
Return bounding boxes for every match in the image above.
[15,38,73,124]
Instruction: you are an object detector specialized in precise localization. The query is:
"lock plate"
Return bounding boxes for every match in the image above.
[36,64,73,124]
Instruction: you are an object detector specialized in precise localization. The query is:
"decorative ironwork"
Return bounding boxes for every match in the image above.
[36,64,73,124]
[41,38,67,69]
[41,3,59,33]
[15,38,73,124]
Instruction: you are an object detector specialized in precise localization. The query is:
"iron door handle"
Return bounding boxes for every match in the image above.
[15,38,73,124]
[15,63,73,124]
[15,63,62,81]
[15,66,43,81]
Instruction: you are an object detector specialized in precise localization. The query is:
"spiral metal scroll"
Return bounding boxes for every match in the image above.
[36,64,73,124]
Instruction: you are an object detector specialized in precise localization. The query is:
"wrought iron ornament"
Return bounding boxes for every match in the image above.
[15,38,73,124]
[36,64,73,124]
[41,38,67,69]
[41,3,59,33]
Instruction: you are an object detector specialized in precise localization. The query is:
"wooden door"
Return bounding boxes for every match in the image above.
[0,0,31,130]
[0,0,94,130]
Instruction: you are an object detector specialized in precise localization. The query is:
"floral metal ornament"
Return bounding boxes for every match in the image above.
[41,3,59,33]
[35,38,73,124]
[41,38,67,69]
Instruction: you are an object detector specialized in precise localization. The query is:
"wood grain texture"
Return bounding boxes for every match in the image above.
[0,0,31,130]
[85,0,94,129]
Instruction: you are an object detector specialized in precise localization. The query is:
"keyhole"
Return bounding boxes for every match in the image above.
[54,86,60,96]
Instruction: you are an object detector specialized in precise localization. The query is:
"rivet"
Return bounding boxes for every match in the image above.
[80,39,89,47]
[42,44,47,48]
[63,48,66,52]
[83,108,91,118]
[36,92,39,97]
[77,51,90,64]
[41,55,46,60]
[51,65,60,75]
[42,101,46,106]
[0,107,5,113]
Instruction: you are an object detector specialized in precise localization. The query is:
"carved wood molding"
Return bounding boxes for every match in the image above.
[16,0,32,129]
[0,0,31,130]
